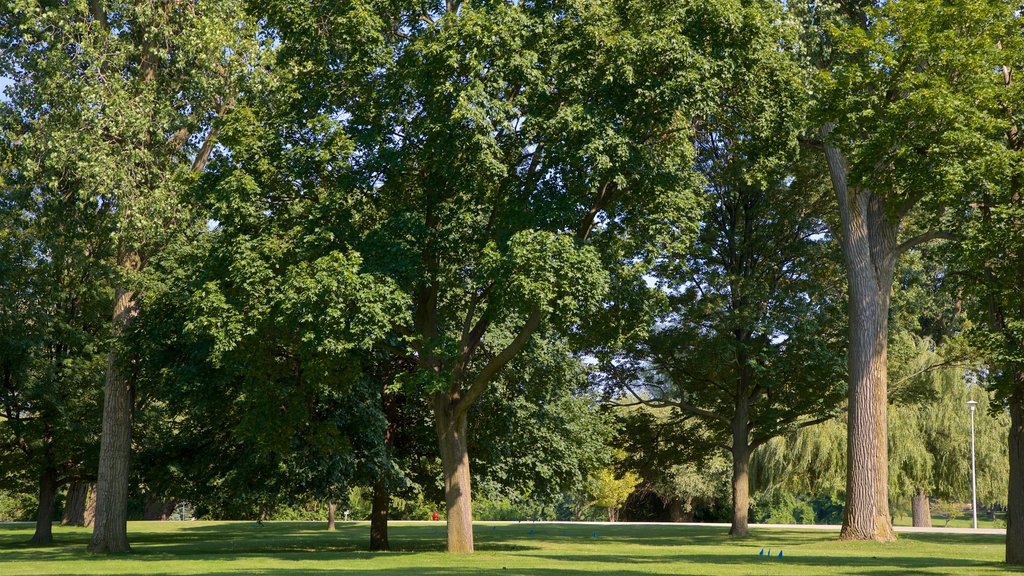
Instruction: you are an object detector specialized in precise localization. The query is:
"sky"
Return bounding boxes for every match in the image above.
[0,75,11,103]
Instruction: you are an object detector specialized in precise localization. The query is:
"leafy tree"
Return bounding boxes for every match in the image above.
[950,5,1024,562]
[256,0,732,552]
[0,0,260,552]
[615,118,847,537]
[800,0,1012,541]
[0,141,108,545]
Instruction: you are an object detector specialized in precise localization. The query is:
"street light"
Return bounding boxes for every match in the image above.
[967,399,978,530]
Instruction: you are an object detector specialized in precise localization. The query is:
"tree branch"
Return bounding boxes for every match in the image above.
[454,308,541,417]
[895,229,955,256]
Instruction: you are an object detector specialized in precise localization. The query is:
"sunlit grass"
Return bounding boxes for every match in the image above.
[0,520,1018,575]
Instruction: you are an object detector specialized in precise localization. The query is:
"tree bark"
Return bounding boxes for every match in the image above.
[911,488,931,528]
[434,393,473,553]
[369,480,389,551]
[1007,386,1024,564]
[84,483,96,528]
[62,481,89,526]
[729,419,751,537]
[327,502,336,531]
[89,283,138,553]
[30,467,58,545]
[822,128,896,542]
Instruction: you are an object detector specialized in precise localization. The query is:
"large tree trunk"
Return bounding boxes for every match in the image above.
[912,488,932,528]
[84,483,97,528]
[30,467,58,545]
[327,503,336,531]
[62,481,89,526]
[143,494,176,521]
[823,130,896,542]
[434,393,473,553]
[1007,387,1024,564]
[729,396,751,537]
[370,480,389,551]
[89,284,138,553]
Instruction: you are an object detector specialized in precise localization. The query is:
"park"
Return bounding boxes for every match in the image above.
[1,0,1023,573]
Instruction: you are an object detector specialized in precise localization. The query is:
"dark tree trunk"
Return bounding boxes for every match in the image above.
[434,393,473,553]
[1007,387,1024,564]
[823,130,896,542]
[143,494,176,520]
[30,467,58,545]
[62,481,89,526]
[84,483,96,528]
[911,488,931,528]
[327,503,336,531]
[370,480,389,551]
[89,283,138,553]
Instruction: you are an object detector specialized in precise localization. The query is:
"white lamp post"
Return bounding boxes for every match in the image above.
[967,399,978,529]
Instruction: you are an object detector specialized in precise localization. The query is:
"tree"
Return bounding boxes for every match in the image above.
[0,0,260,552]
[950,5,1024,562]
[0,145,108,545]
[615,95,848,536]
[803,0,1010,541]
[256,0,730,552]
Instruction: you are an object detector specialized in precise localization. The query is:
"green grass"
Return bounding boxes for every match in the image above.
[0,520,1019,575]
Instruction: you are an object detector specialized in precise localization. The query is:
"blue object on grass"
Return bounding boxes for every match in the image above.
[759,548,764,556]
[778,550,783,558]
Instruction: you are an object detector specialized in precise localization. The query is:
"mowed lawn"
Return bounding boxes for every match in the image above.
[0,521,1019,575]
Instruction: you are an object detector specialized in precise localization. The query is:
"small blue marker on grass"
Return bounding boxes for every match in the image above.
[593,531,598,540]
[778,550,783,559]
[758,548,764,556]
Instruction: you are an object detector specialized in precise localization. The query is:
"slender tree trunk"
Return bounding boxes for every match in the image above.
[1007,386,1024,564]
[327,503,336,531]
[30,467,58,545]
[89,283,138,553]
[370,480,389,551]
[729,392,751,537]
[822,129,896,542]
[607,507,617,522]
[84,483,97,528]
[62,481,89,526]
[911,489,931,528]
[434,393,473,553]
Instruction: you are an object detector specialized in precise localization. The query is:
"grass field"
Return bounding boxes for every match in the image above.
[1,520,1019,575]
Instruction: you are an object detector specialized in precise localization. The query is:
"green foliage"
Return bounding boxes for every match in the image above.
[752,490,816,525]
[0,489,35,522]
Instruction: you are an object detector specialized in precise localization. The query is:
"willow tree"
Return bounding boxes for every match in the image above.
[257,0,749,552]
[0,0,259,552]
[804,0,1011,541]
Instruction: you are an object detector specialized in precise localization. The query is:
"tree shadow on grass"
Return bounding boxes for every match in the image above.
[511,552,1024,574]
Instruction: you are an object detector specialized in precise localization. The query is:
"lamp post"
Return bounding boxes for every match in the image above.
[967,399,978,530]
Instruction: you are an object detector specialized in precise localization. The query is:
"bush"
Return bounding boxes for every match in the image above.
[0,490,36,522]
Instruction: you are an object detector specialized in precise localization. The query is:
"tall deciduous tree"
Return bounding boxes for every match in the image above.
[957,7,1024,559]
[258,0,732,552]
[0,0,260,551]
[804,0,1009,541]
